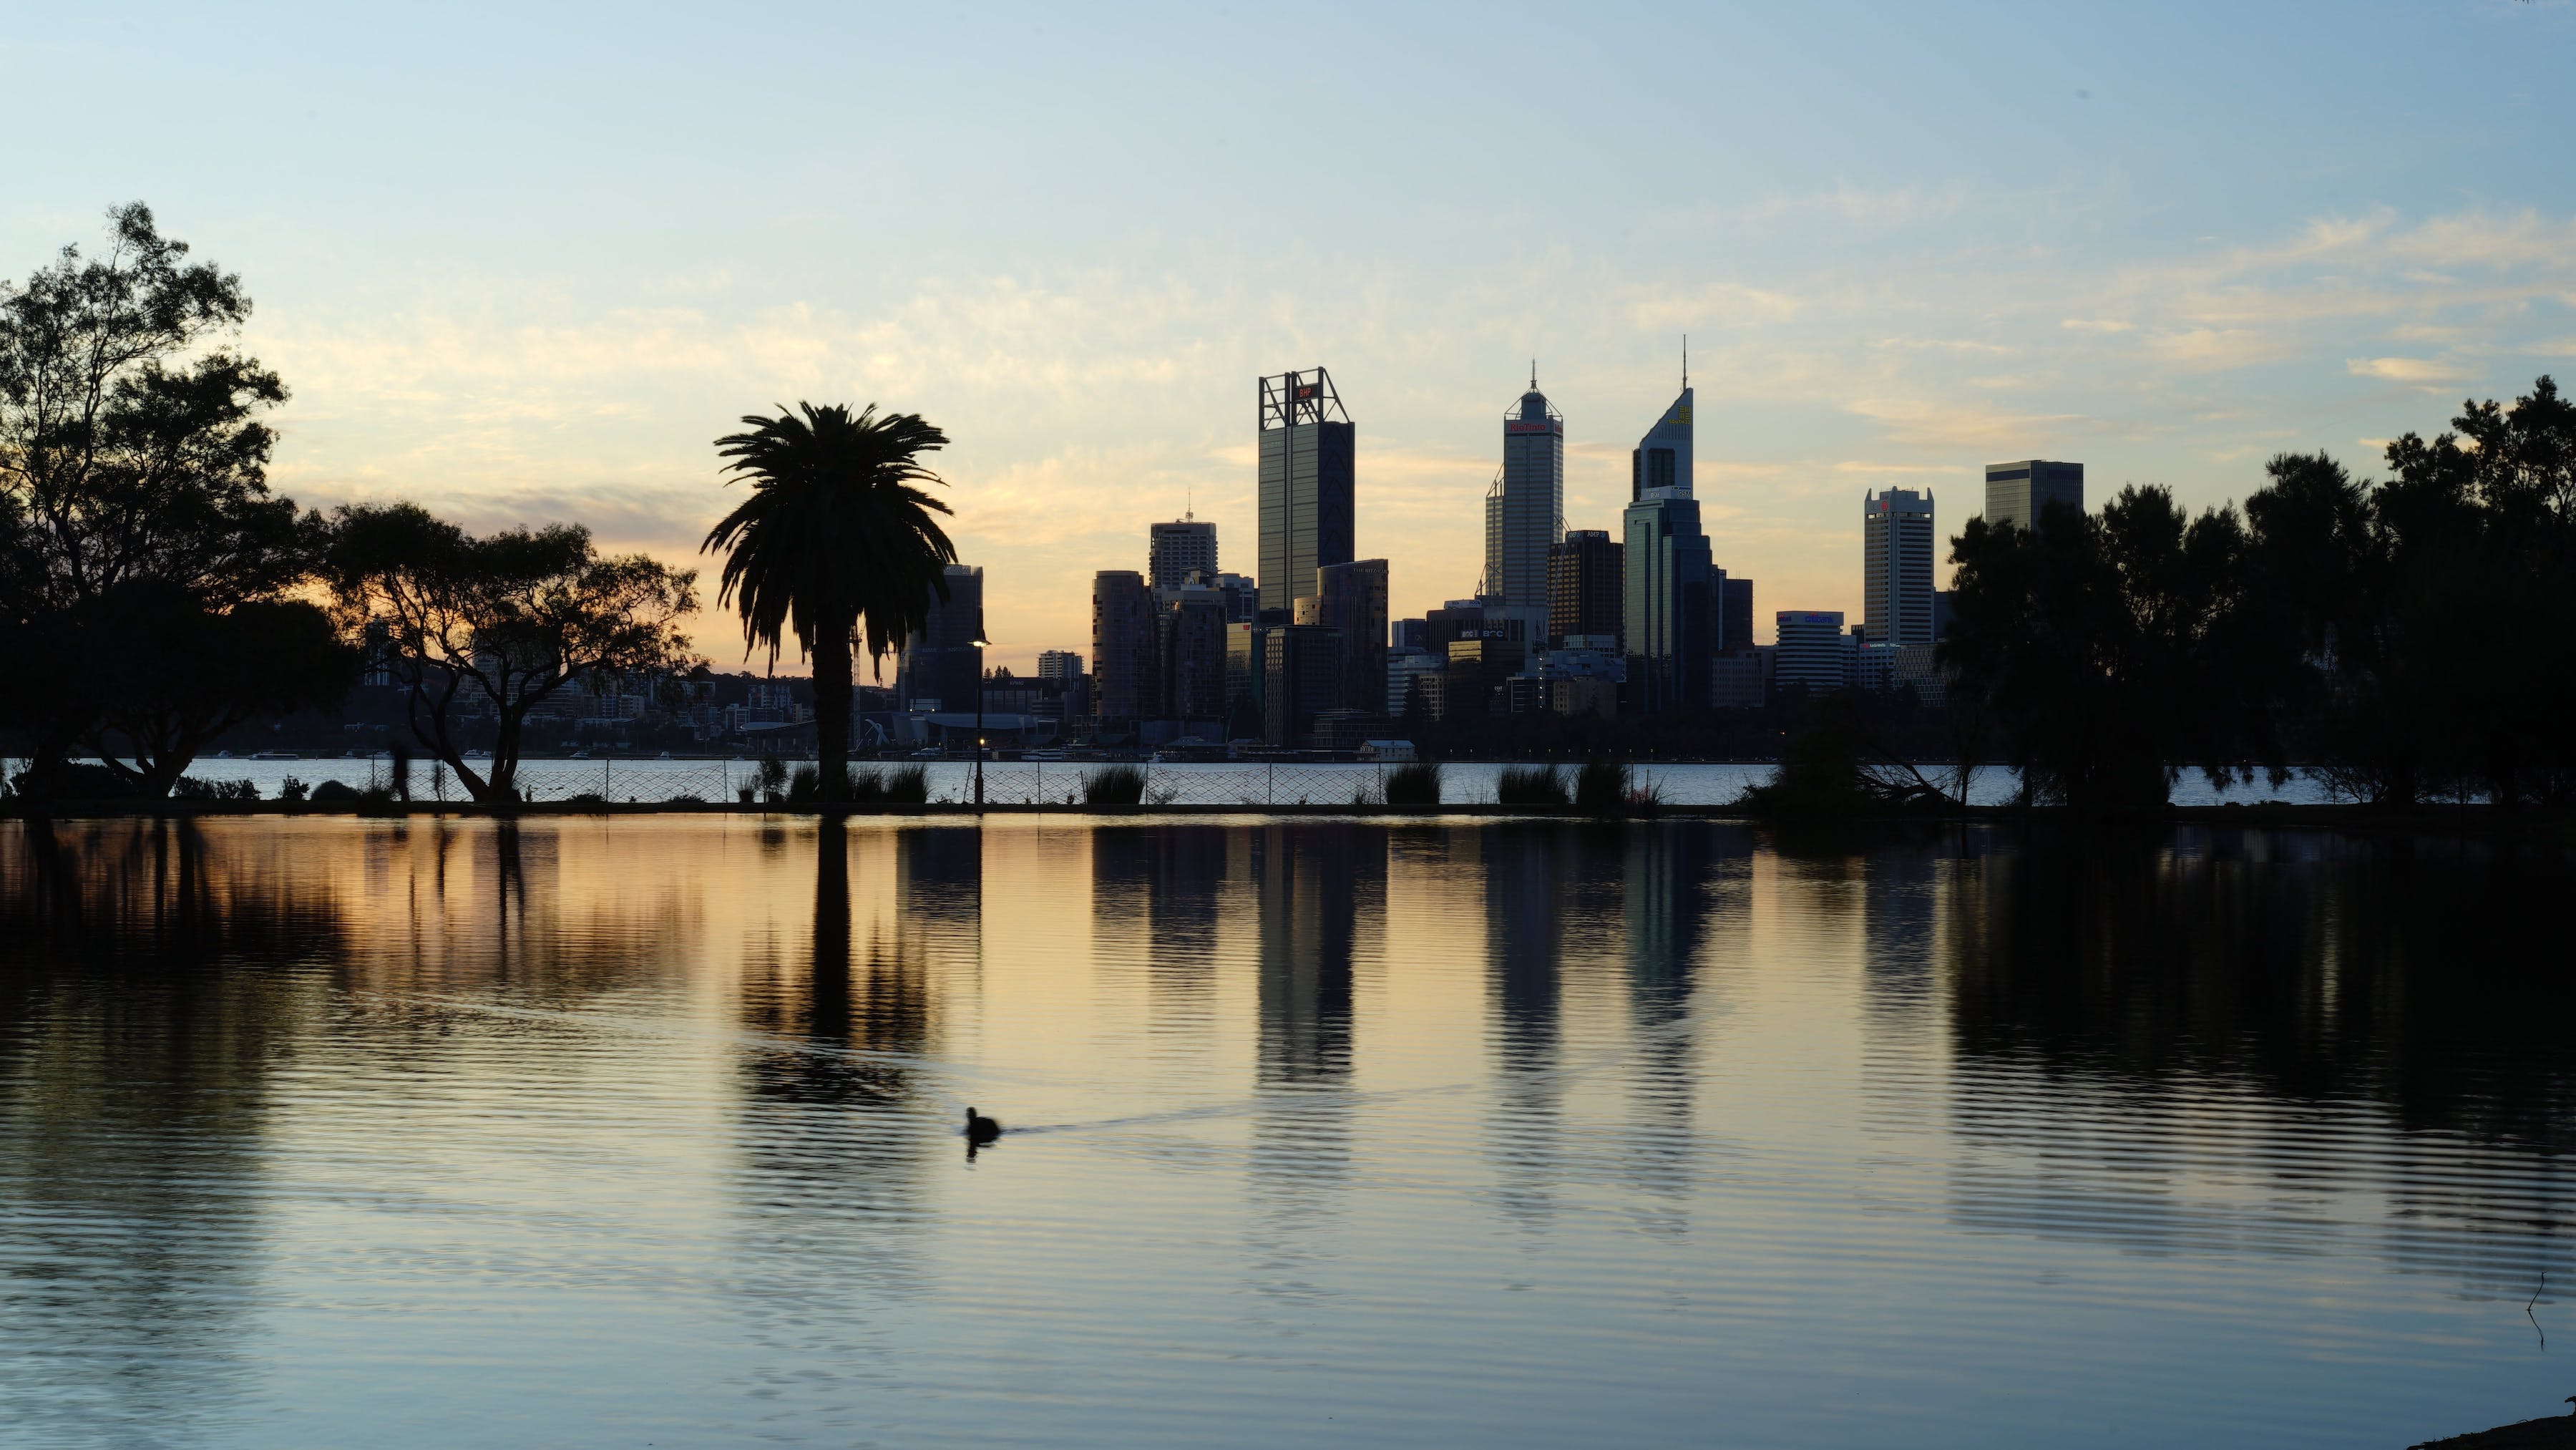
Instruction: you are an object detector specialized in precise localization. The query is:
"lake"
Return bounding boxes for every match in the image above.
[2,814,2567,1447]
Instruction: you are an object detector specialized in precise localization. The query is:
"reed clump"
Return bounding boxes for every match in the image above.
[1496,764,1571,806]
[1083,764,1150,805]
[1382,762,1443,805]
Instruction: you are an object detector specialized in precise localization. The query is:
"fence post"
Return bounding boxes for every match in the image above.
[1268,762,1275,805]
[604,757,611,799]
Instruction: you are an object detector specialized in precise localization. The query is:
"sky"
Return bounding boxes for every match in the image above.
[6,1,2575,671]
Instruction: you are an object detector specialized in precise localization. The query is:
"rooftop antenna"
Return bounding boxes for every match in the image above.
[1531,358,1538,391]
[1185,486,1192,522]
[1682,335,1689,390]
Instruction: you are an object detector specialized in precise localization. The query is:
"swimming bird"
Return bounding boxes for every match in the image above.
[965,1107,1002,1145]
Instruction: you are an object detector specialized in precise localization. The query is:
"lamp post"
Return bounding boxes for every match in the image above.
[970,618,991,809]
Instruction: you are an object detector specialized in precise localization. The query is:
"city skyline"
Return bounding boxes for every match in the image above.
[9,4,2572,674]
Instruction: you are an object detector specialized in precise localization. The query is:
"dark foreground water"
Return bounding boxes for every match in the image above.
[3,817,2571,1449]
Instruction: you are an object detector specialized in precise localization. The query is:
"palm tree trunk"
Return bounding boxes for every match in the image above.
[813,617,854,805]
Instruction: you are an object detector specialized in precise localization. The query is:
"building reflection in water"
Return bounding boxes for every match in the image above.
[0,820,343,1436]
[1482,823,1574,1232]
[1093,825,1230,1061]
[1619,822,1734,1234]
[1241,823,1382,1305]
[1936,827,2576,1300]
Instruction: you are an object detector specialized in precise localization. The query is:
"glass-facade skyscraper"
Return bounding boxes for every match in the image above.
[1485,377,1563,611]
[1257,368,1355,620]
[1982,459,2082,533]
[1622,384,1712,713]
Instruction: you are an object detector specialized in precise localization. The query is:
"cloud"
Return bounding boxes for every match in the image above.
[2062,318,2135,334]
[1845,397,2084,452]
[2346,356,2469,387]
[2141,328,2290,371]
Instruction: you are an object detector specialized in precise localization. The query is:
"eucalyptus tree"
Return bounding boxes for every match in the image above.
[0,203,330,796]
[702,404,958,804]
[325,503,700,803]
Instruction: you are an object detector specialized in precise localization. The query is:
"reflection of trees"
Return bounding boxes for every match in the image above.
[0,819,341,1434]
[1941,828,2576,1295]
[728,823,962,1354]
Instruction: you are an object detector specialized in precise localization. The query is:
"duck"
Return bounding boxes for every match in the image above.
[965,1107,1002,1145]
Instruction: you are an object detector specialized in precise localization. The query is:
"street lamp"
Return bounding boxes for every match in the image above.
[970,618,991,809]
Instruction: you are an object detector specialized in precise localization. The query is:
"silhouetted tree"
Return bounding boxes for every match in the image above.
[323,502,699,803]
[1943,486,2287,815]
[0,204,324,797]
[701,404,957,804]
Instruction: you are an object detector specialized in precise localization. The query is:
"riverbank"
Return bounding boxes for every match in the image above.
[0,797,2541,834]
[2411,1413,2576,1448]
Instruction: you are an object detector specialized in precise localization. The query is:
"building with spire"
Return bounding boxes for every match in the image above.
[1622,354,1715,713]
[1485,366,1563,615]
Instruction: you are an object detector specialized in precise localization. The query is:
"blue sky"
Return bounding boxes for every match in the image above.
[7,1,2573,667]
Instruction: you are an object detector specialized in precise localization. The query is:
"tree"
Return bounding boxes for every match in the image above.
[2372,376,2576,810]
[1942,487,2285,817]
[323,502,700,803]
[0,203,319,795]
[701,404,957,804]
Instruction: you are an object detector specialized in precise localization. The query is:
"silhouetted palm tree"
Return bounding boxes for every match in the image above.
[704,404,956,803]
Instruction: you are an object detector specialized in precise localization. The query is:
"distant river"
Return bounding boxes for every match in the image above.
[2,817,2565,1447]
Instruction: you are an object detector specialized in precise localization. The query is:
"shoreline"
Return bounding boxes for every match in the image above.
[0,798,2542,833]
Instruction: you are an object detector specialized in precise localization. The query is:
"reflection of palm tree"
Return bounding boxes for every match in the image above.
[702,405,957,804]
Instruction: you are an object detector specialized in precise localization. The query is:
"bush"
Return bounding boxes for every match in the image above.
[308,779,361,802]
[737,783,758,804]
[1573,760,1631,812]
[565,791,608,804]
[173,776,260,801]
[1083,764,1149,805]
[756,756,789,803]
[1382,762,1443,806]
[279,776,310,802]
[1497,764,1570,806]
[879,764,930,804]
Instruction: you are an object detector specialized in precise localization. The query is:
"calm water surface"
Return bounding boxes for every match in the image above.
[2,816,2570,1448]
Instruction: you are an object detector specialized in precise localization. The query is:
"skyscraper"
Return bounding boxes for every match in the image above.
[1148,516,1218,593]
[1257,368,1355,620]
[896,563,984,713]
[1862,488,1936,646]
[1160,586,1229,722]
[1091,570,1158,726]
[1984,459,2082,532]
[1548,529,1622,647]
[1314,558,1389,719]
[1622,379,1712,712]
[1485,374,1563,610]
[1631,382,1693,500]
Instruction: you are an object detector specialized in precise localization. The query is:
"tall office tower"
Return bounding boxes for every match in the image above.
[1148,516,1219,593]
[1314,558,1390,718]
[1257,368,1355,620]
[1862,488,1937,646]
[1485,374,1564,610]
[1630,382,1694,500]
[1091,570,1159,726]
[1983,460,2082,532]
[1188,569,1259,623]
[1720,577,1755,653]
[1622,379,1713,712]
[1036,649,1083,685]
[897,563,985,712]
[1160,585,1230,721]
[1548,529,1623,647]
